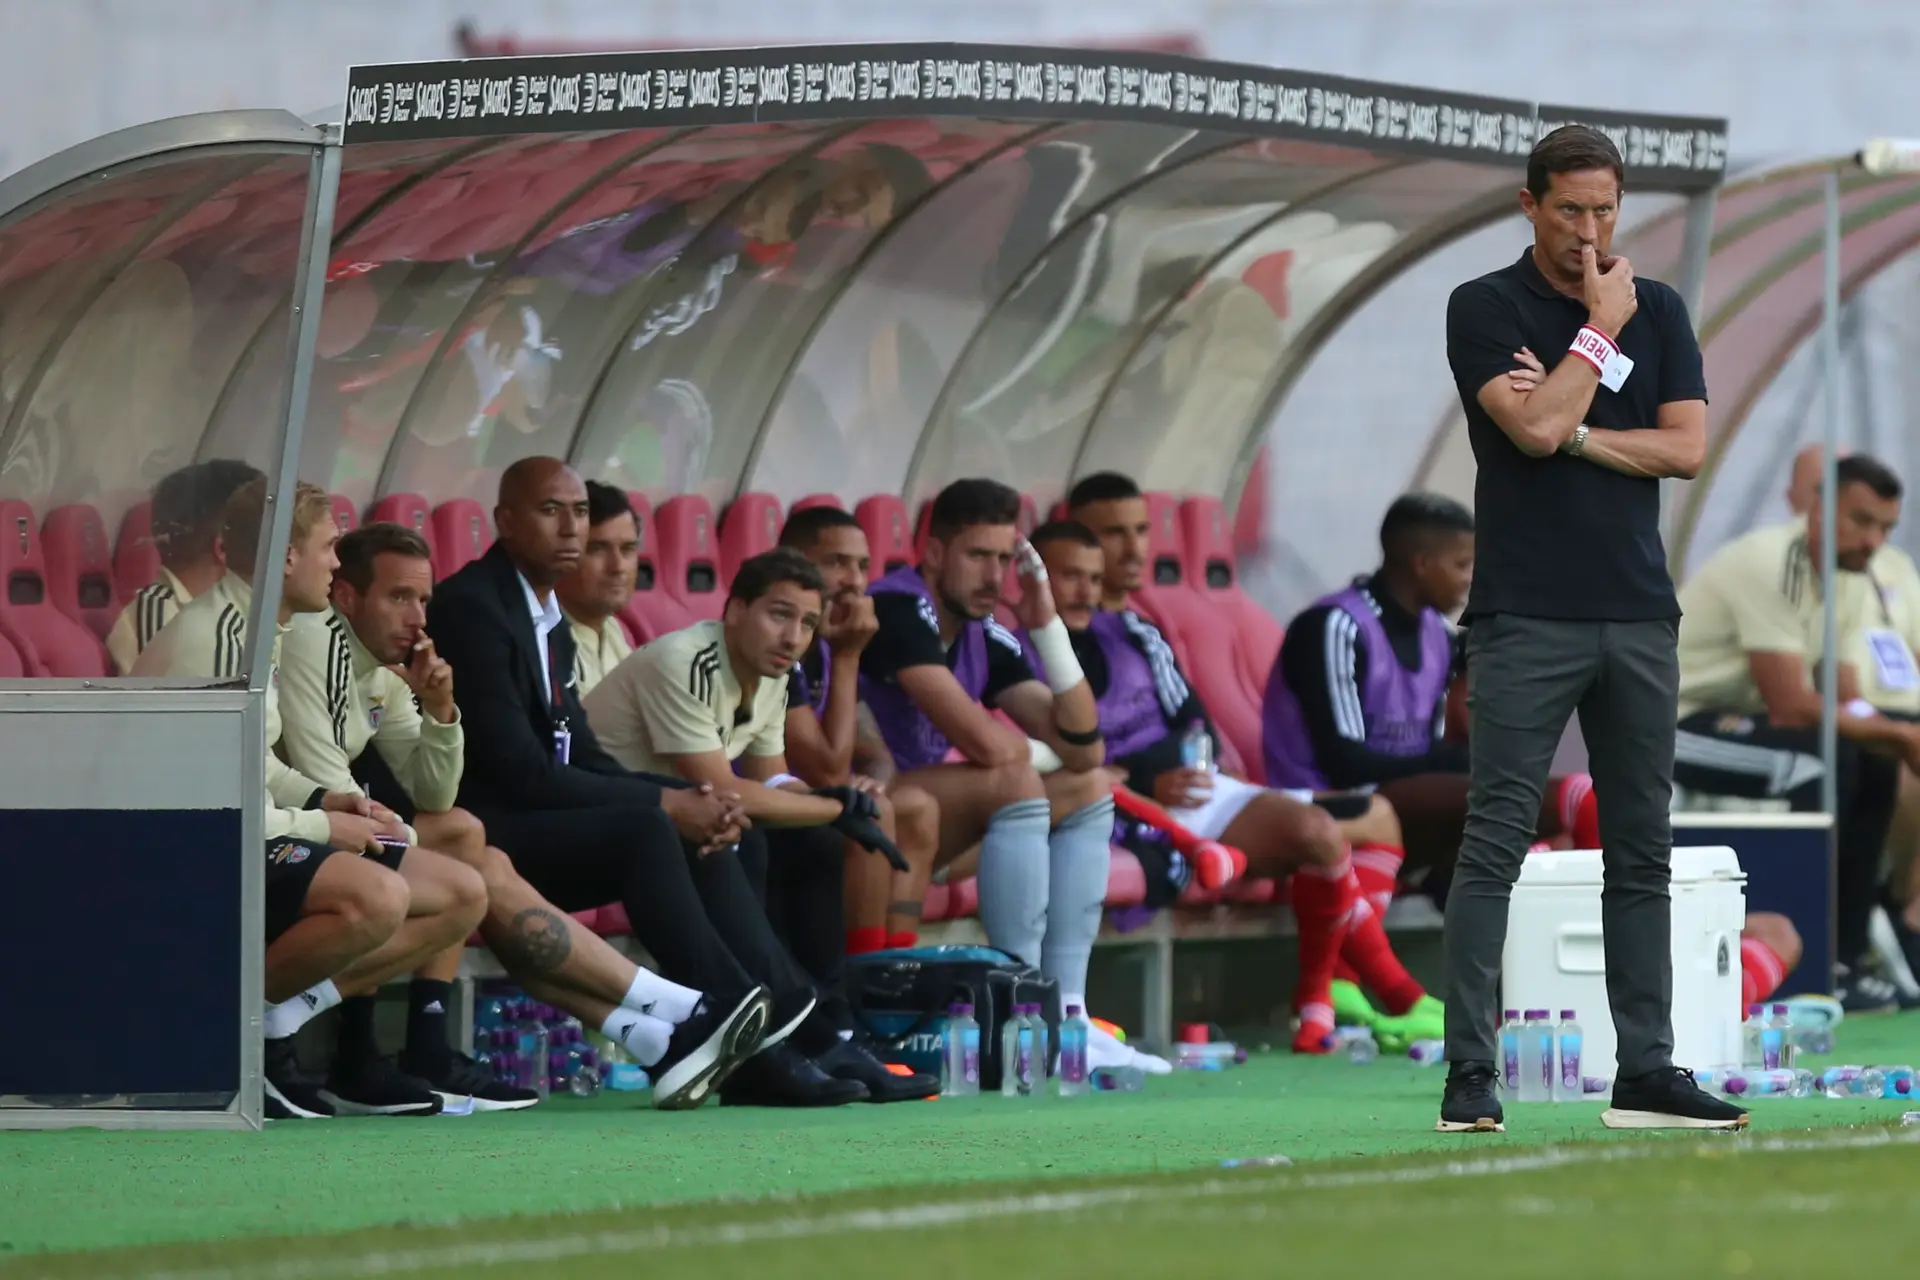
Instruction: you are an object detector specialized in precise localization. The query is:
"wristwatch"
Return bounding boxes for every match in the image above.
[1562,423,1590,458]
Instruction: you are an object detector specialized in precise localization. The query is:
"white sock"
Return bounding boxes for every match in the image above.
[263,980,341,1040]
[622,967,702,1024]
[602,1008,674,1068]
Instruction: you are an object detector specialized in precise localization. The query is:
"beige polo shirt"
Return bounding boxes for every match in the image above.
[1677,517,1826,720]
[581,618,787,776]
[1838,544,1920,714]
[567,611,632,698]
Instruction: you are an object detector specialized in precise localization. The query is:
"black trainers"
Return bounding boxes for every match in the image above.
[816,1037,940,1103]
[650,987,770,1111]
[760,990,817,1051]
[1837,964,1902,1015]
[263,1037,333,1120]
[1602,1066,1750,1131]
[321,1054,443,1117]
[405,1050,541,1113]
[1435,1060,1504,1133]
[719,1042,869,1108]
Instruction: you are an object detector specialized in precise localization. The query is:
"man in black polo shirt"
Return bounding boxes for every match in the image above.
[1436,124,1745,1134]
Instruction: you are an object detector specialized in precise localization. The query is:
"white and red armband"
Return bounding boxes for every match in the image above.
[1568,325,1634,392]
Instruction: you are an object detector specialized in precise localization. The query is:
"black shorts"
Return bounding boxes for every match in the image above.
[351,750,418,826]
[265,837,342,944]
[1312,791,1373,822]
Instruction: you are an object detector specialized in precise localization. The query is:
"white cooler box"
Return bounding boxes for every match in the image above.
[1502,846,1745,1077]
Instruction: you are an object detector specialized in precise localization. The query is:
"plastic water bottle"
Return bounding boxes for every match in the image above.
[1408,1039,1445,1066]
[516,1020,551,1101]
[1498,1010,1522,1093]
[942,1003,981,1097]
[1516,1010,1552,1102]
[1347,1029,1379,1064]
[1761,1005,1789,1071]
[1001,1007,1036,1097]
[1818,1066,1888,1099]
[1725,1069,1815,1099]
[1871,1065,1915,1100]
[1091,1065,1146,1092]
[1024,1005,1051,1083]
[1058,1005,1090,1097]
[1181,721,1215,774]
[1175,1041,1244,1070]
[1553,1010,1583,1102]
[1741,1004,1765,1068]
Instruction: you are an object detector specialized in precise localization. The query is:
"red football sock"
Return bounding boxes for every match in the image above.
[1288,856,1356,1052]
[884,930,919,951]
[1334,959,1362,986]
[1339,880,1427,1016]
[1349,842,1404,917]
[1741,936,1787,1006]
[1553,772,1600,849]
[846,927,887,956]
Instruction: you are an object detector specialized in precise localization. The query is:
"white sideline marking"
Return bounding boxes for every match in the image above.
[85,1126,1920,1280]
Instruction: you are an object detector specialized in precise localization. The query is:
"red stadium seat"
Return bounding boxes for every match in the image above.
[1180,496,1284,714]
[1126,492,1197,667]
[854,495,914,575]
[41,504,117,640]
[112,500,157,603]
[368,492,436,559]
[719,492,784,582]
[0,632,23,677]
[653,494,724,622]
[0,500,108,677]
[327,494,359,535]
[430,499,492,580]
[789,493,846,515]
[615,491,693,644]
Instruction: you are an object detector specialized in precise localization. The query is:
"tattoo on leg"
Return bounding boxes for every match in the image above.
[887,900,925,921]
[501,907,574,975]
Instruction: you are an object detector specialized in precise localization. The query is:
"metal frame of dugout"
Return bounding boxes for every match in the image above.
[0,43,1724,1131]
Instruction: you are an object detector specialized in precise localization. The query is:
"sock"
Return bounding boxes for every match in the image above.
[262,981,340,1040]
[1041,795,1115,999]
[405,979,454,1079]
[601,1008,673,1068]
[1742,936,1787,1006]
[975,797,1053,968]
[1349,843,1404,917]
[884,930,919,950]
[847,927,887,955]
[336,995,380,1063]
[1287,856,1356,1048]
[1555,773,1600,849]
[622,967,701,1024]
[1333,959,1362,987]
[1339,882,1428,1016]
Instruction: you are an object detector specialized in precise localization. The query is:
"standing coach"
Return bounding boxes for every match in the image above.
[1436,125,1746,1134]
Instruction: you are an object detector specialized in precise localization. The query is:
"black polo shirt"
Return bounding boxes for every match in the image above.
[1445,248,1706,622]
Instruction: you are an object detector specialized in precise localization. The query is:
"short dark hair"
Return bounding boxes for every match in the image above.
[779,505,861,551]
[151,459,265,567]
[728,547,826,606]
[1527,125,1625,202]
[1066,471,1142,510]
[1028,519,1100,552]
[336,522,434,594]
[1380,492,1475,565]
[1835,454,1903,502]
[585,480,633,528]
[928,478,1020,542]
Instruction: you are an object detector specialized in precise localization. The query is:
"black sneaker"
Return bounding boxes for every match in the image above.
[719,1042,868,1108]
[1435,1060,1504,1133]
[760,990,817,1051]
[263,1037,333,1120]
[816,1037,940,1103]
[650,987,770,1111]
[405,1051,541,1113]
[1602,1066,1750,1131]
[1837,964,1901,1015]
[321,1054,443,1117]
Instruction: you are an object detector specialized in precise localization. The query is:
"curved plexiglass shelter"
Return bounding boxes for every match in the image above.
[0,43,1728,1130]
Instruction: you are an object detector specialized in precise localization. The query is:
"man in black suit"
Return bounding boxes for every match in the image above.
[428,457,865,1106]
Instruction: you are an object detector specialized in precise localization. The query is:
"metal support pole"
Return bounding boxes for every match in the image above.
[1818,168,1842,820]
[1675,188,1718,322]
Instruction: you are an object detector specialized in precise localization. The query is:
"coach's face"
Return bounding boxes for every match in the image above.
[341,551,433,665]
[559,511,639,620]
[497,464,587,587]
[1522,168,1620,287]
[727,581,822,678]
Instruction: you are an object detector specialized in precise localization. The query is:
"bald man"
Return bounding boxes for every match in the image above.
[425,459,869,1105]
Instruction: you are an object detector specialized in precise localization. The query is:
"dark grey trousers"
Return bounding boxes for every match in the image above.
[1442,613,1679,1078]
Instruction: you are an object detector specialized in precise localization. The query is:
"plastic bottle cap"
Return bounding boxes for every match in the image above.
[1503,1010,1519,1020]
[1524,1009,1548,1020]
[950,1003,973,1015]
[1559,1010,1576,1020]
[1065,1004,1083,1016]
[1180,1023,1212,1044]
[1748,1003,1764,1015]
[1772,1004,1788,1014]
